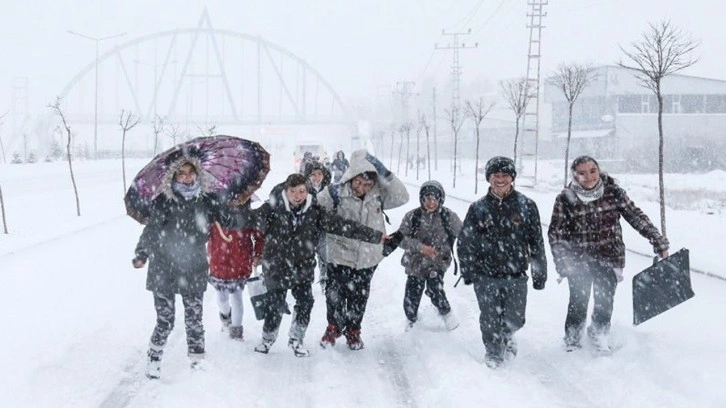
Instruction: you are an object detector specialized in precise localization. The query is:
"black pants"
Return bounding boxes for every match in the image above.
[473,276,527,358]
[262,283,314,341]
[565,262,617,343]
[325,263,377,332]
[403,272,451,322]
[148,292,205,360]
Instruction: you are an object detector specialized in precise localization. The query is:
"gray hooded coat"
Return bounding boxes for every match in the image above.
[398,181,463,278]
[316,150,409,269]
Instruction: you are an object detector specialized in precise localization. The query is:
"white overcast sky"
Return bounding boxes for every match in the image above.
[0,0,723,114]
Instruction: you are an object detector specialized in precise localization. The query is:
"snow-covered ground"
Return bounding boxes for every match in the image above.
[0,154,724,408]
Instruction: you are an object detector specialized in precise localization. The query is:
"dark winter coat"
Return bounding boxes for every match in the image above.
[457,188,547,286]
[247,183,384,291]
[135,158,245,295]
[548,174,669,275]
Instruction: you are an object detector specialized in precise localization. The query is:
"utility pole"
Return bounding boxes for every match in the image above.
[435,29,478,109]
[432,87,438,170]
[67,30,126,159]
[393,81,417,122]
[520,1,547,185]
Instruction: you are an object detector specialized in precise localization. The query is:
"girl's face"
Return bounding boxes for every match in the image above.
[309,169,324,186]
[285,184,308,207]
[574,161,601,190]
[175,163,197,185]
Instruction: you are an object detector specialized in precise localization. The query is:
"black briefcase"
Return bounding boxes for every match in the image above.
[632,248,694,326]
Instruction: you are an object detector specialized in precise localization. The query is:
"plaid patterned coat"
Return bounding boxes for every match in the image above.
[548,175,669,275]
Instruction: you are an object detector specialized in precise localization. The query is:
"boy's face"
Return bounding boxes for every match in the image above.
[422,195,439,213]
[488,172,513,197]
[351,175,375,198]
[285,184,308,207]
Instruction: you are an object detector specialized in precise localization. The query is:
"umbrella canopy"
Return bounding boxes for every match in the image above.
[125,135,270,224]
[632,248,694,325]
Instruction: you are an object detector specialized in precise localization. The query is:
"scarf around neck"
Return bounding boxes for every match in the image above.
[172,179,201,200]
[570,177,604,203]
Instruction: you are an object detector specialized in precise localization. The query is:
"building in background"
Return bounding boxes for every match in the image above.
[542,65,726,172]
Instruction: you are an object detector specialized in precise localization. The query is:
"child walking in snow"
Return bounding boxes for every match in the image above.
[397,181,462,332]
[207,198,264,341]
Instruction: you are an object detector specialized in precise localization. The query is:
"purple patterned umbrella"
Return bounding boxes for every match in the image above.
[125,135,270,224]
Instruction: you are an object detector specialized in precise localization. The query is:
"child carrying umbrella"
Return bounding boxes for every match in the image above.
[132,157,250,379]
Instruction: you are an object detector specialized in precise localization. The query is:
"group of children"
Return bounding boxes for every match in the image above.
[134,150,669,376]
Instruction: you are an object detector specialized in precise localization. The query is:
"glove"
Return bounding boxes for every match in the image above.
[365,153,392,178]
[532,278,546,290]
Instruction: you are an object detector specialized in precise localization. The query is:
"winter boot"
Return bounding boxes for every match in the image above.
[229,326,244,341]
[345,329,364,351]
[146,356,161,380]
[484,351,503,369]
[504,336,518,360]
[288,338,311,357]
[255,333,277,354]
[587,326,611,353]
[404,320,415,332]
[320,324,342,349]
[219,311,232,329]
[442,311,459,331]
[188,352,206,371]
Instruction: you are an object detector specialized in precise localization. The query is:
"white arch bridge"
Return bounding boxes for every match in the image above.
[56,11,354,156]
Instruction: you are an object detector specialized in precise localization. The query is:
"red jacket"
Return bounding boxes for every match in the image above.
[208,222,265,280]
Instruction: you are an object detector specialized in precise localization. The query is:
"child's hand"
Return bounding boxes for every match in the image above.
[420,245,438,258]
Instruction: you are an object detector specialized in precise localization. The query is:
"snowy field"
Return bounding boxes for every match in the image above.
[1,154,724,408]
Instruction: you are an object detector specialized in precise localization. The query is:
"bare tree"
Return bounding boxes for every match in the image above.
[419,112,432,181]
[196,123,217,137]
[48,97,81,217]
[387,124,396,169]
[119,110,141,194]
[166,123,181,146]
[396,123,411,175]
[0,185,8,233]
[499,78,529,167]
[0,111,7,164]
[444,106,466,189]
[547,63,596,187]
[618,20,699,239]
[404,121,412,177]
[466,97,496,195]
[414,113,424,181]
[151,114,165,156]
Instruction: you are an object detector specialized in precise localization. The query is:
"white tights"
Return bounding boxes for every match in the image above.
[215,288,244,327]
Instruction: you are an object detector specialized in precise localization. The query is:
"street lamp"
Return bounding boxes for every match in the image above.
[67,30,126,159]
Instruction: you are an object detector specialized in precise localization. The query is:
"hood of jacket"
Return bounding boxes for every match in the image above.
[161,156,215,201]
[419,180,446,206]
[338,149,378,185]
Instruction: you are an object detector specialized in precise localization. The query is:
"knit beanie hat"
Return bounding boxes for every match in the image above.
[485,156,516,180]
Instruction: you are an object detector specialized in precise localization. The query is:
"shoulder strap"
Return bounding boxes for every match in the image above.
[439,208,457,250]
[410,208,423,236]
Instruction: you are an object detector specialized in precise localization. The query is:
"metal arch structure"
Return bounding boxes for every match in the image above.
[57,11,352,133]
